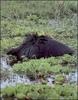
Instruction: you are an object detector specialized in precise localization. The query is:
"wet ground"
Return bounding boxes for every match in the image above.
[0,56,77,89]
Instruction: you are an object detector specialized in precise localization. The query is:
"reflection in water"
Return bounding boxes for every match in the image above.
[0,57,77,89]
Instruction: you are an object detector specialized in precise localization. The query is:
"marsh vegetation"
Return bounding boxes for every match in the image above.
[1,1,77,100]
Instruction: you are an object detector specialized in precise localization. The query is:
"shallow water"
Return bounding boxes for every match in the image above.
[66,71,78,84]
[0,57,77,89]
[1,57,11,69]
[1,73,31,88]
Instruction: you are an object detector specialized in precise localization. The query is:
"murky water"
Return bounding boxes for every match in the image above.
[0,56,77,89]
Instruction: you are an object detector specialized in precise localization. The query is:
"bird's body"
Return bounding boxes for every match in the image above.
[7,34,74,62]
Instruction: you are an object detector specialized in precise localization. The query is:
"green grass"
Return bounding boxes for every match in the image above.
[1,1,77,19]
[1,84,77,100]
[13,55,76,80]
[1,1,77,53]
[1,17,77,53]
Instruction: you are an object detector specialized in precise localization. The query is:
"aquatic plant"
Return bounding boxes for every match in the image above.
[13,56,76,80]
[55,74,65,84]
[1,86,16,97]
[15,93,26,100]
[1,84,77,100]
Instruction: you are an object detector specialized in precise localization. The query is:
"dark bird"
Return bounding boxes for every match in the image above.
[7,33,74,62]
